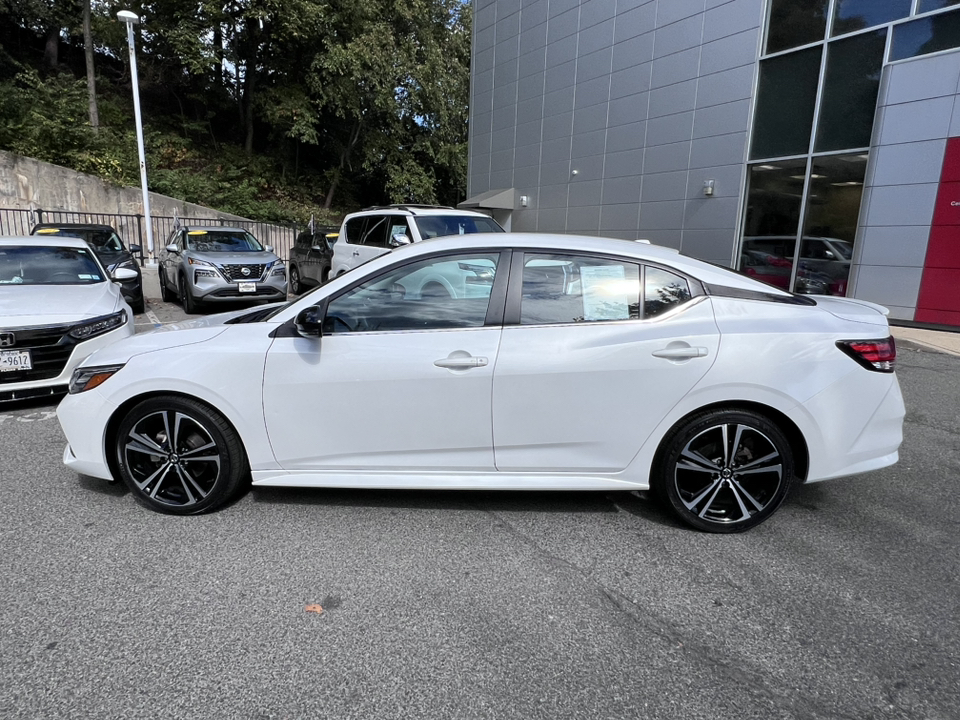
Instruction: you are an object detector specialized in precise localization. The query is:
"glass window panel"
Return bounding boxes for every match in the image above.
[815,30,886,152]
[832,0,911,36]
[520,254,641,325]
[766,0,829,54]
[918,0,960,12]
[750,47,822,160]
[891,10,960,61]
[323,253,500,333]
[739,160,808,289]
[644,268,692,318]
[798,154,868,296]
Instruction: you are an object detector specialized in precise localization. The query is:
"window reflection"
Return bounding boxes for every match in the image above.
[918,0,960,11]
[799,154,867,296]
[766,0,829,53]
[832,0,911,36]
[891,9,960,61]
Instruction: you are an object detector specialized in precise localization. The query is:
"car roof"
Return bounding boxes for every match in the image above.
[182,226,252,233]
[0,235,91,249]
[347,207,494,219]
[380,232,793,295]
[33,223,116,231]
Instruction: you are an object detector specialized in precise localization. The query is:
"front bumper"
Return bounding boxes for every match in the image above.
[58,386,116,480]
[190,267,288,303]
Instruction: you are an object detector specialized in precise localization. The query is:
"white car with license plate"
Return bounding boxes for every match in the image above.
[0,237,135,403]
[57,233,905,532]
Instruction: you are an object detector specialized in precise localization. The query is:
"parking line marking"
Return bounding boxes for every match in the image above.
[145,308,162,325]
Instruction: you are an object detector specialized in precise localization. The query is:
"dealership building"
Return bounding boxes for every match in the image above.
[463,0,960,327]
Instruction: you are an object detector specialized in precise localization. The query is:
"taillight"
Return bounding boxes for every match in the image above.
[836,336,896,372]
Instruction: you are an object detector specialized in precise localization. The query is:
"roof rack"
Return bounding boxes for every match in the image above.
[359,204,455,215]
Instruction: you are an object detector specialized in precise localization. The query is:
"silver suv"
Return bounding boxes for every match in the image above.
[330,205,504,277]
[159,226,287,313]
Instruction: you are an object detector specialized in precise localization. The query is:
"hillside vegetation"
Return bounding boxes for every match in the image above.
[0,0,472,225]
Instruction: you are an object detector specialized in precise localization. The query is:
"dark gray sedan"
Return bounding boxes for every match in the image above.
[158,226,287,312]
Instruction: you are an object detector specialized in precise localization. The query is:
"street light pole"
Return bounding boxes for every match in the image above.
[117,10,156,266]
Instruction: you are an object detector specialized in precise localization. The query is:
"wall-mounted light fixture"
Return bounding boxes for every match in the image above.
[703,179,715,197]
[520,195,529,207]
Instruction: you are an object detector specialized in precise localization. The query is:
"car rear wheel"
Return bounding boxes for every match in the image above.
[131,297,146,314]
[179,273,198,314]
[653,409,795,533]
[114,396,248,515]
[289,265,302,295]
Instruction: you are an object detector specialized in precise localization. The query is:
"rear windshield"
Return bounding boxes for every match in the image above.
[0,246,105,285]
[186,231,263,252]
[35,228,124,252]
[414,215,503,239]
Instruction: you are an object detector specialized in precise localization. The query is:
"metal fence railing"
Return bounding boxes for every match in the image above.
[0,207,304,262]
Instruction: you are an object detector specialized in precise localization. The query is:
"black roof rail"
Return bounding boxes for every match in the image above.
[359,204,454,215]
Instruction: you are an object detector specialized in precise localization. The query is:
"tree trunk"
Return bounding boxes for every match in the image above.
[83,0,99,133]
[43,25,59,70]
[323,122,362,209]
[242,65,256,155]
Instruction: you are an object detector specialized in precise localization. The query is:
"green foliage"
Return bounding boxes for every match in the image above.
[0,0,472,219]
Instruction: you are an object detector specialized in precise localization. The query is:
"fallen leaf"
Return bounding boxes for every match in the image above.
[305,604,324,615]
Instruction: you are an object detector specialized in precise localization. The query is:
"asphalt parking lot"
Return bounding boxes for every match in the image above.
[1,280,958,719]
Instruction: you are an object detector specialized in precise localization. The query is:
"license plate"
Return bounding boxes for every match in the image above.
[238,282,257,293]
[0,350,31,372]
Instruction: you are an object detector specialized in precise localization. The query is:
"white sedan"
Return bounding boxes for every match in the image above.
[0,237,136,402]
[57,233,905,532]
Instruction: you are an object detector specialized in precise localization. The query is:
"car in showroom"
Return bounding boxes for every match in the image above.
[288,225,339,294]
[158,226,287,313]
[741,236,853,296]
[330,204,503,277]
[0,237,136,402]
[57,233,904,532]
[31,223,145,313]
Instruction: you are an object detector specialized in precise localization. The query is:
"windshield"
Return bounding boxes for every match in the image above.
[414,215,504,239]
[0,246,105,285]
[186,231,264,252]
[35,228,125,252]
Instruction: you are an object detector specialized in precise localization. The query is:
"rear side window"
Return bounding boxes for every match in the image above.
[361,216,389,248]
[645,267,692,317]
[520,254,641,325]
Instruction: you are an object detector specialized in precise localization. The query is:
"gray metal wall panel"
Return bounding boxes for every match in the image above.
[648,79,698,118]
[568,180,603,208]
[643,141,693,174]
[606,121,647,152]
[646,112,695,147]
[640,170,689,202]
[652,14,704,57]
[651,47,702,89]
[658,0,707,27]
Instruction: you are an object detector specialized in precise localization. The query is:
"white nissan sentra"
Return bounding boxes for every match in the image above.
[0,237,136,403]
[57,233,905,532]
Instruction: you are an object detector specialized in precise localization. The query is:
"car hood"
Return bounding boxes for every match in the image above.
[96,250,135,269]
[816,296,890,327]
[81,325,231,367]
[187,251,279,265]
[0,283,122,327]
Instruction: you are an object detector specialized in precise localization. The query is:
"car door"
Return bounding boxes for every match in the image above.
[492,252,720,473]
[160,230,181,289]
[262,249,508,472]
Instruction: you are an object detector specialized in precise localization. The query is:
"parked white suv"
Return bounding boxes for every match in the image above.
[330,205,504,277]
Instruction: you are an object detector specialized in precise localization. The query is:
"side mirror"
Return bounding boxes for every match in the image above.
[129,244,142,254]
[389,233,412,248]
[295,306,323,338]
[165,243,179,253]
[112,267,138,282]
[264,244,274,253]
[311,244,324,251]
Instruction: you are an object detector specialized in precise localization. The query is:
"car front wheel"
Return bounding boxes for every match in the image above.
[179,273,199,314]
[114,396,248,515]
[653,409,795,533]
[289,265,302,295]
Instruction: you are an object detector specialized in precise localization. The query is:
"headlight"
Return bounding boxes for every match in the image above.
[271,265,286,277]
[188,257,214,267]
[69,364,125,394]
[69,310,127,340]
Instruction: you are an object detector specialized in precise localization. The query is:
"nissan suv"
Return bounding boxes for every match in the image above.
[330,205,504,277]
[159,226,287,313]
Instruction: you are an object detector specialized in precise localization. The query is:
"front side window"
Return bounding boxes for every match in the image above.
[520,254,641,325]
[414,215,504,239]
[0,246,104,285]
[323,253,500,333]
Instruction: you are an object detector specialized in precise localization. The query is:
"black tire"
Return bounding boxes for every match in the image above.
[179,273,199,314]
[114,396,248,515]
[320,265,330,285]
[131,297,146,315]
[652,409,795,533]
[289,265,302,295]
[159,271,172,302]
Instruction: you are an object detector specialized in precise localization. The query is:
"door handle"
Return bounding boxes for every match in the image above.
[352,251,360,256]
[652,346,708,359]
[434,356,489,369]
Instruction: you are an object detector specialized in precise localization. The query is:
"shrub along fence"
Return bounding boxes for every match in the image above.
[0,207,303,262]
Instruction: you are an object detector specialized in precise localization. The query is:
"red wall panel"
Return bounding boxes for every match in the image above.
[917,137,960,325]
